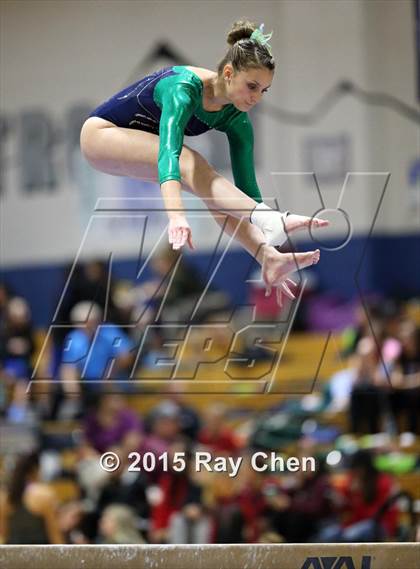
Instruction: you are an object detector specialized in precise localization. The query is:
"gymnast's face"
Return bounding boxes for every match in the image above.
[224,64,273,112]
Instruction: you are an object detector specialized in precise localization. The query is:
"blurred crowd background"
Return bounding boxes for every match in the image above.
[0,255,419,545]
[1,0,419,547]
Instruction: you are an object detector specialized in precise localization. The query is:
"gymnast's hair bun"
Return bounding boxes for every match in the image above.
[226,19,257,46]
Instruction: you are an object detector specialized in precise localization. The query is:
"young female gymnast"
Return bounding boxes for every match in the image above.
[80,20,328,305]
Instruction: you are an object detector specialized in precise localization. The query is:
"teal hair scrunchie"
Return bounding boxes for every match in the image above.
[250,23,273,55]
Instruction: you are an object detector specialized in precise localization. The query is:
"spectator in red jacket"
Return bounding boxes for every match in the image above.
[317,449,398,542]
[149,439,209,544]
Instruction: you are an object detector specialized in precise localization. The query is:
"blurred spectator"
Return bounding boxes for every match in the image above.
[389,321,420,433]
[341,299,403,359]
[204,469,239,543]
[143,401,182,455]
[97,504,145,544]
[166,385,201,441]
[135,245,233,372]
[58,301,135,416]
[52,260,122,375]
[264,458,333,542]
[56,260,120,322]
[146,394,200,442]
[198,403,240,455]
[0,282,13,332]
[96,460,150,533]
[0,297,35,381]
[0,296,37,421]
[84,392,144,454]
[6,381,38,425]
[150,439,209,544]
[141,245,231,326]
[349,337,389,434]
[323,359,356,413]
[0,452,64,544]
[75,399,149,540]
[75,445,112,515]
[224,456,267,543]
[57,500,88,544]
[381,300,405,354]
[317,449,398,542]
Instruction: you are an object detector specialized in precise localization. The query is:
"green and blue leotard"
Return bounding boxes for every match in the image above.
[90,65,262,202]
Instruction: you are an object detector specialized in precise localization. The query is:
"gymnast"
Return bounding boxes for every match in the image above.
[80,19,328,305]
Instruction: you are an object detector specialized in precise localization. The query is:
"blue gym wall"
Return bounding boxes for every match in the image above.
[2,234,419,328]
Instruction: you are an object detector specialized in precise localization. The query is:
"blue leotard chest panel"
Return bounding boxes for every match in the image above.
[90,67,210,136]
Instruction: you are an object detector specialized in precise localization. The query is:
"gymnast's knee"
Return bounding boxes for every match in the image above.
[80,118,98,160]
[79,117,113,162]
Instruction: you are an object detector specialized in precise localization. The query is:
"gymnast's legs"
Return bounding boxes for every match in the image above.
[80,117,321,299]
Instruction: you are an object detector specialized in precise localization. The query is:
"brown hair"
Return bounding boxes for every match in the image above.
[217,19,275,75]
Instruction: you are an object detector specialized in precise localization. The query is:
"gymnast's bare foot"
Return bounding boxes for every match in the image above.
[262,247,320,299]
[285,214,329,235]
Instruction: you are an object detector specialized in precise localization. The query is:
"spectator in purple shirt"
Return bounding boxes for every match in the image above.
[84,392,143,454]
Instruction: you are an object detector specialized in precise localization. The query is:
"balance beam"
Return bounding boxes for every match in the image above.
[1,543,419,569]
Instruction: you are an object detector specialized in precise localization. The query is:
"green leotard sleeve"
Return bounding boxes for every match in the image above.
[153,69,262,200]
[224,112,263,203]
[154,81,198,185]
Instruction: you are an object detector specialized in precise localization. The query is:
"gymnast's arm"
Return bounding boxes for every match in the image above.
[156,83,197,249]
[225,112,263,204]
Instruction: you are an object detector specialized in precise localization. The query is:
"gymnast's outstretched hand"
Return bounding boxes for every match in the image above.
[168,215,195,251]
